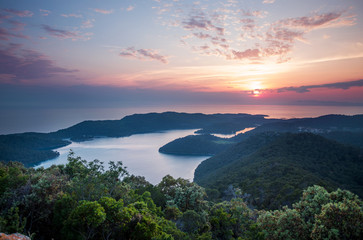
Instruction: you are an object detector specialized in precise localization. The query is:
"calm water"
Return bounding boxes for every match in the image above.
[36,129,209,185]
[1,104,363,134]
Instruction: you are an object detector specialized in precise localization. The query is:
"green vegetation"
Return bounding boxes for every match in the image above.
[159,114,363,158]
[0,133,70,167]
[247,114,363,148]
[159,134,234,156]
[1,154,362,239]
[1,112,363,239]
[194,133,363,210]
[257,185,363,240]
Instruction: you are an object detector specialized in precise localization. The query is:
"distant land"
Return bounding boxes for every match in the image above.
[0,112,278,167]
[1,112,363,168]
[159,114,363,156]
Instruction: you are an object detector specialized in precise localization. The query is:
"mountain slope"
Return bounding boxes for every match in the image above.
[194,133,363,209]
[159,134,234,155]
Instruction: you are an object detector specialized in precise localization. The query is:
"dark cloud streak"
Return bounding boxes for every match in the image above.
[1,8,33,17]
[119,47,169,64]
[277,79,363,93]
[42,24,78,39]
[0,44,78,83]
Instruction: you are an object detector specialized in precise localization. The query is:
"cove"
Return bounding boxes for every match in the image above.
[36,129,209,184]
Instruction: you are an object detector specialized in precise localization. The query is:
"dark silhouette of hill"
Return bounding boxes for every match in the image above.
[159,134,234,155]
[51,112,275,140]
[0,133,70,167]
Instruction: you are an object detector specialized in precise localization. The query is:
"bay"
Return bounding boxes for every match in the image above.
[36,129,209,185]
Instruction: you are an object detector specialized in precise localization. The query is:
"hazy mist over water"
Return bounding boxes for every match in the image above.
[36,129,209,184]
[1,105,363,135]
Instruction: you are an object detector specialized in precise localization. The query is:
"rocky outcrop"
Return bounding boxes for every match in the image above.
[0,233,31,240]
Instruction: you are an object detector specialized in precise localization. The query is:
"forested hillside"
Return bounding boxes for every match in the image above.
[158,114,363,159]
[1,154,362,239]
[159,134,234,156]
[194,133,363,210]
[0,133,70,167]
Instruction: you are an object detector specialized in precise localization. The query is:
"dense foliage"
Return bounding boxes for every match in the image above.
[1,153,362,240]
[195,133,363,209]
[159,134,234,156]
[257,185,363,240]
[0,133,70,167]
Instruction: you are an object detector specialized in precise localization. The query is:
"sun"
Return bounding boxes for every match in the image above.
[252,89,261,97]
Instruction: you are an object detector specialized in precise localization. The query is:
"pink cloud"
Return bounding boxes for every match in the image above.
[42,25,91,41]
[239,10,267,18]
[8,19,26,31]
[268,28,304,43]
[93,8,114,14]
[126,6,135,12]
[39,9,51,16]
[260,11,356,61]
[155,1,356,64]
[231,48,260,60]
[119,47,169,64]
[81,19,95,29]
[0,27,28,40]
[182,14,225,36]
[0,44,77,83]
[278,12,351,29]
[61,13,83,18]
[193,32,212,39]
[1,8,33,17]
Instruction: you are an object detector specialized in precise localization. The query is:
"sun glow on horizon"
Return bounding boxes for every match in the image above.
[252,89,261,97]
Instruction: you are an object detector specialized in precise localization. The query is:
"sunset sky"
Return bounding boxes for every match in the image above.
[1,0,363,108]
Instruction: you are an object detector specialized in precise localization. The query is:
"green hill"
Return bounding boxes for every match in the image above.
[158,115,363,158]
[159,134,234,155]
[0,133,70,167]
[194,133,363,210]
[246,114,363,148]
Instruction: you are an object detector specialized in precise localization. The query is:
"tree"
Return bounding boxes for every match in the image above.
[68,200,106,240]
[311,198,363,239]
[257,185,363,240]
[177,210,209,234]
[209,198,261,240]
